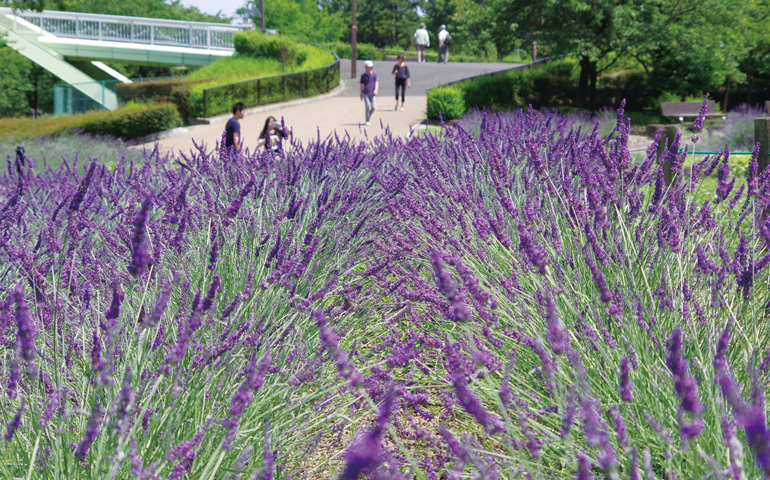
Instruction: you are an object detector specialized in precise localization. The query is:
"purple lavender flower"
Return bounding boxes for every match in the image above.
[201,272,221,312]
[12,284,36,361]
[69,161,97,212]
[619,356,634,402]
[430,249,472,321]
[39,387,61,429]
[339,388,396,479]
[113,368,136,433]
[575,450,595,480]
[544,291,570,355]
[75,403,104,461]
[6,360,20,399]
[585,253,612,303]
[608,405,629,448]
[222,347,271,450]
[315,309,364,388]
[223,176,255,226]
[518,221,549,274]
[692,93,710,134]
[666,328,703,414]
[452,370,505,434]
[127,195,154,277]
[104,284,123,324]
[5,402,23,441]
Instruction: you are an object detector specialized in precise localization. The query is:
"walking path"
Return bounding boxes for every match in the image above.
[134,59,520,154]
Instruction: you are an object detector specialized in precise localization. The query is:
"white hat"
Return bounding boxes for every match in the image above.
[440,24,446,29]
[364,60,374,67]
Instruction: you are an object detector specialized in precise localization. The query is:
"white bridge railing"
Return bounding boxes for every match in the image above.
[0,7,251,50]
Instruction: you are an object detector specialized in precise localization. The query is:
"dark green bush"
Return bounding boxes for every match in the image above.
[462,73,529,110]
[427,86,466,120]
[77,102,182,139]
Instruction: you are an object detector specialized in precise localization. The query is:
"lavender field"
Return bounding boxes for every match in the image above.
[1,103,769,480]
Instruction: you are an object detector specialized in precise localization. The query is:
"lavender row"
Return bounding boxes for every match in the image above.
[0,101,768,479]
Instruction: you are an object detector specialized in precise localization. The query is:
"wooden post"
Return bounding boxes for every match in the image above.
[655,124,679,186]
[257,79,261,105]
[755,118,770,176]
[203,90,207,118]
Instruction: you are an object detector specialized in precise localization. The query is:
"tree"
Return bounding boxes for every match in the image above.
[450,0,518,59]
[0,34,59,117]
[247,0,347,43]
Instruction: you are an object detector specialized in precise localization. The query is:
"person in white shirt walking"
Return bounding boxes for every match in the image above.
[413,23,430,63]
[437,25,451,64]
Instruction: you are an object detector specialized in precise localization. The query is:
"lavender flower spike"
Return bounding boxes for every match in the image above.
[666,328,703,414]
[338,388,396,479]
[619,356,634,402]
[692,93,710,134]
[127,195,154,277]
[544,291,570,355]
[69,161,97,212]
[13,284,37,361]
[75,403,104,461]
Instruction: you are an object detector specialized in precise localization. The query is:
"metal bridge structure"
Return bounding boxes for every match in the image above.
[0,7,251,110]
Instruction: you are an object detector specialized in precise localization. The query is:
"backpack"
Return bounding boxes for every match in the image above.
[444,33,453,46]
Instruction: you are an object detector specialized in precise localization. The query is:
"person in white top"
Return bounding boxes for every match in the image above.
[437,24,450,64]
[413,23,430,63]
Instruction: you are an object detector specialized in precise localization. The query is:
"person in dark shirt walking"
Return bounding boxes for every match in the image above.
[359,60,378,126]
[225,102,245,151]
[392,56,411,111]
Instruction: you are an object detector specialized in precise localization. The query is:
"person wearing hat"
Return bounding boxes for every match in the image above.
[413,23,430,63]
[360,60,378,126]
[438,25,451,64]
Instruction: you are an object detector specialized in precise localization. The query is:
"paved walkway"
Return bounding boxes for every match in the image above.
[134,59,520,155]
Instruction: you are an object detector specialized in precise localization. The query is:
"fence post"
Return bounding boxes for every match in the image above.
[654,124,679,186]
[150,25,154,44]
[189,25,193,46]
[98,20,102,41]
[757,118,770,176]
[206,29,210,49]
[203,90,207,118]
[257,79,261,105]
[282,76,285,101]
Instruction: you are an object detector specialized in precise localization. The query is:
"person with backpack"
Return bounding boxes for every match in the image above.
[413,23,430,63]
[437,25,452,64]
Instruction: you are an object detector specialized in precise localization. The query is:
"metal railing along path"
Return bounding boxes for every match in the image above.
[0,7,251,50]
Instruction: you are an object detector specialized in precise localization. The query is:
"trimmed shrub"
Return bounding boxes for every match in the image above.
[234,30,309,67]
[0,102,182,141]
[77,102,182,139]
[427,86,465,120]
[116,78,206,104]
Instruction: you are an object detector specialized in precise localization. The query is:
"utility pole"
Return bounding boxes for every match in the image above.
[351,0,357,79]
[258,0,264,31]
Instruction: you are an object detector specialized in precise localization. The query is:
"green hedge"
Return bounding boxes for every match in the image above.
[195,63,340,117]
[0,102,182,141]
[116,78,208,104]
[77,102,182,139]
[426,59,577,119]
[234,30,309,66]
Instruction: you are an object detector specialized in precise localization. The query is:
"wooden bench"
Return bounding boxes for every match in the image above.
[660,101,724,122]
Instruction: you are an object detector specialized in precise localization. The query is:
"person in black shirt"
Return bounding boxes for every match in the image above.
[225,102,245,151]
[392,56,411,111]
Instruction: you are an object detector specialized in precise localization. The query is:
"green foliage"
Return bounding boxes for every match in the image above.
[450,0,519,59]
[243,0,347,43]
[0,102,181,141]
[234,30,310,66]
[427,85,465,120]
[0,133,143,171]
[428,59,578,118]
[116,78,206,105]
